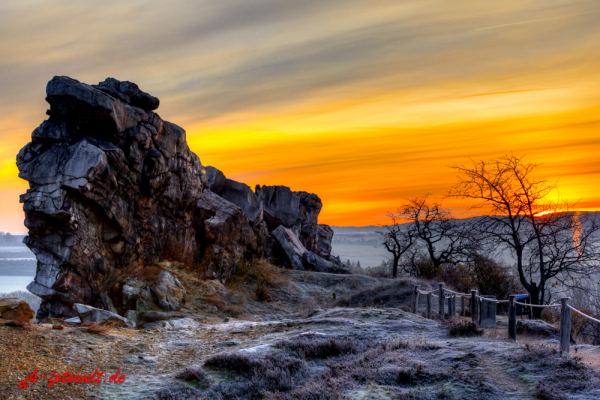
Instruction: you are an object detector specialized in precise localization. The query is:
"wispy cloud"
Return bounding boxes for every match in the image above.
[0,0,599,230]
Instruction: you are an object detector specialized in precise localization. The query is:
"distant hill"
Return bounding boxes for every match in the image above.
[330,211,600,268]
[0,232,35,276]
[0,232,26,246]
[331,225,381,235]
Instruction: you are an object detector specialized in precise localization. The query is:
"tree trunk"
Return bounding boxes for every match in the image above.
[392,255,400,278]
[529,282,542,319]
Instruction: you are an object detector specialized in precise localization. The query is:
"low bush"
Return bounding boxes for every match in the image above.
[534,382,568,400]
[156,383,200,400]
[204,352,259,373]
[334,281,418,309]
[174,366,211,388]
[255,278,272,302]
[275,336,355,359]
[447,321,483,337]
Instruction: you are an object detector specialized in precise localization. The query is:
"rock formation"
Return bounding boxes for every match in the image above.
[17,76,346,320]
[0,298,35,322]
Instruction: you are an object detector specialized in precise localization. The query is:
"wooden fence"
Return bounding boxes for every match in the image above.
[410,283,600,356]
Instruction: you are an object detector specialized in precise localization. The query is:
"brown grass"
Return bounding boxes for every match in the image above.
[229,259,290,289]
[446,320,483,337]
[199,294,243,317]
[255,278,272,302]
[83,322,114,335]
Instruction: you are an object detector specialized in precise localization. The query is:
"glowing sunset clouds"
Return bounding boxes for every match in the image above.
[0,0,599,232]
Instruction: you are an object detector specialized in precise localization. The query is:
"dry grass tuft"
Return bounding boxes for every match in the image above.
[82,322,114,335]
[255,278,272,302]
[275,335,355,359]
[447,320,483,337]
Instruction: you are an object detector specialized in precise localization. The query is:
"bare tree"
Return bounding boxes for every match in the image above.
[449,154,600,316]
[397,246,435,278]
[400,195,472,275]
[378,212,414,278]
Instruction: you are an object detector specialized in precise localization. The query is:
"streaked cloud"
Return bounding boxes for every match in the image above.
[0,0,599,231]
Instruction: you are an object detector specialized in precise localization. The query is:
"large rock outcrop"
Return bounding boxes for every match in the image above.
[17,76,343,319]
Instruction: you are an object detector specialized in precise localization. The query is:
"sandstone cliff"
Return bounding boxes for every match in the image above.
[17,76,347,319]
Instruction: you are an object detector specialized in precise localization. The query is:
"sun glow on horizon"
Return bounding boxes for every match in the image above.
[0,0,599,232]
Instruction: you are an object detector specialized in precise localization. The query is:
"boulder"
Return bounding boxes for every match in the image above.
[255,185,301,231]
[221,179,263,225]
[124,310,138,325]
[0,298,35,322]
[152,271,186,311]
[137,310,189,324]
[45,76,138,138]
[271,225,306,270]
[143,317,198,330]
[197,191,258,282]
[294,191,322,224]
[94,77,160,110]
[73,303,135,328]
[516,320,559,337]
[302,251,351,274]
[205,167,263,225]
[316,224,334,259]
[205,166,227,195]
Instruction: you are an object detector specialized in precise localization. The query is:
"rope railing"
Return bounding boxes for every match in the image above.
[409,282,589,357]
[514,301,560,308]
[567,305,600,324]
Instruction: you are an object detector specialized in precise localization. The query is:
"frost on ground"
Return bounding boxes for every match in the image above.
[3,271,600,400]
[99,307,600,400]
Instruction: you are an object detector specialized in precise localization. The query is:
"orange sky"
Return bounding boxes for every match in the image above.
[1,0,599,233]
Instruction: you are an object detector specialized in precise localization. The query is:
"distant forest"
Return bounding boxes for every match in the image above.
[0,232,26,246]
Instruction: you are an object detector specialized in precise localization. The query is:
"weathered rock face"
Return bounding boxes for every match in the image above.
[18,76,342,320]
[74,303,135,328]
[206,169,337,268]
[18,76,208,319]
[196,191,258,281]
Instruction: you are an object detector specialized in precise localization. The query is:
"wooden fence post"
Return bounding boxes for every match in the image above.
[426,293,432,319]
[560,297,571,356]
[508,295,516,341]
[411,285,419,313]
[415,286,420,314]
[471,290,478,322]
[453,295,457,316]
[438,283,445,317]
[460,295,465,316]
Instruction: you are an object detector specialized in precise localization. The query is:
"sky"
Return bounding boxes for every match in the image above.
[0,0,599,233]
